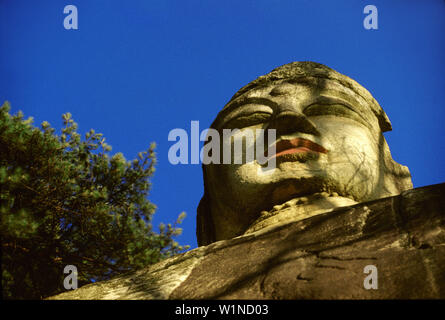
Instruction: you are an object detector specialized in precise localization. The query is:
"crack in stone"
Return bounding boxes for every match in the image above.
[315,264,346,270]
[318,255,377,261]
[296,273,313,281]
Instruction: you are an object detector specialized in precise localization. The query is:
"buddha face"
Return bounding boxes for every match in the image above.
[204,77,393,240]
[197,63,412,246]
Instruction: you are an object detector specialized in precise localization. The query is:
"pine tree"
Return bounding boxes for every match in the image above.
[0,101,189,299]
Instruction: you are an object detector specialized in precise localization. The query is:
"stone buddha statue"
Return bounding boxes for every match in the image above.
[52,62,445,300]
[197,61,413,246]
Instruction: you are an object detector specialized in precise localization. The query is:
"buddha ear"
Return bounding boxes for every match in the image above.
[386,159,413,193]
[380,135,413,194]
[196,192,215,247]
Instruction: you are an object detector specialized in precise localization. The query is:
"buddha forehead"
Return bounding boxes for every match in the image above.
[212,77,380,132]
[213,78,380,131]
[210,62,392,133]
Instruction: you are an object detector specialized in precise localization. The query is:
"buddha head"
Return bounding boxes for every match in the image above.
[197,61,412,246]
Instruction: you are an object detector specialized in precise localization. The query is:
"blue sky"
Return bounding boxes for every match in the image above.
[1,0,444,249]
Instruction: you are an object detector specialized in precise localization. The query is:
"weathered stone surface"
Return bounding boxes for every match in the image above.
[50,183,445,299]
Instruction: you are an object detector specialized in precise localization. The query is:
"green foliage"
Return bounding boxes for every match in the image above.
[0,102,189,299]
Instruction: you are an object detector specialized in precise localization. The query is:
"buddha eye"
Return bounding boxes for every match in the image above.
[223,112,272,129]
[303,103,368,127]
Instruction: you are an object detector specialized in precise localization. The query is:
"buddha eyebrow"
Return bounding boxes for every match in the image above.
[223,97,279,115]
[213,97,278,129]
[308,96,369,121]
[312,96,357,110]
[305,96,375,129]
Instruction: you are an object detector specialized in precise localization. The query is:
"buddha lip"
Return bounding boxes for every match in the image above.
[266,138,328,158]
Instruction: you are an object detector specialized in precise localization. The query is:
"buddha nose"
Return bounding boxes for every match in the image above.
[268,111,320,136]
